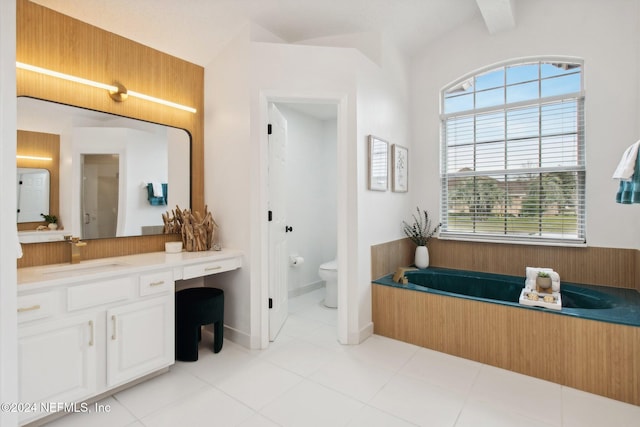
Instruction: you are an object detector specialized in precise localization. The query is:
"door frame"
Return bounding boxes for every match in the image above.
[257,90,352,349]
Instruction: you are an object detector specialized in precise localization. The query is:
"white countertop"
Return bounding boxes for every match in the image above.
[18,229,67,243]
[18,249,243,291]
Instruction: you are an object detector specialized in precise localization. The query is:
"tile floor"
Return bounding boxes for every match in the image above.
[43,288,640,427]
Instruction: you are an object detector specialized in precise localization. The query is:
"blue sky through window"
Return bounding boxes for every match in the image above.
[444,61,581,114]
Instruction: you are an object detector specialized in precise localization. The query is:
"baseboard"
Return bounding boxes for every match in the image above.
[348,321,373,344]
[288,280,324,298]
[203,324,252,349]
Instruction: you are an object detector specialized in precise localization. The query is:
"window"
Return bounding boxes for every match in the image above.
[440,59,585,244]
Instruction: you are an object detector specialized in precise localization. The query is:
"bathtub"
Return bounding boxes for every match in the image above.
[376,267,640,326]
[372,267,640,405]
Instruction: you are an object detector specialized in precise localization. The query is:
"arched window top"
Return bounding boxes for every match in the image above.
[442,58,583,116]
[439,58,585,245]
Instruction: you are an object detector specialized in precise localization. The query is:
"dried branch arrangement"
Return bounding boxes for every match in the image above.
[162,205,218,251]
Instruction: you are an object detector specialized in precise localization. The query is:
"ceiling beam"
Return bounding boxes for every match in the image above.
[476,0,516,34]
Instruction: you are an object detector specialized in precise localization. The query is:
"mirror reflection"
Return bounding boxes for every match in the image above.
[17,167,50,223]
[17,97,191,243]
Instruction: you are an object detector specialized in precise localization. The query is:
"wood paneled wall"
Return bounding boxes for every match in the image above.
[16,0,203,267]
[372,284,640,406]
[16,130,60,231]
[372,238,640,290]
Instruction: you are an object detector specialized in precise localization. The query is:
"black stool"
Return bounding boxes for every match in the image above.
[175,287,224,361]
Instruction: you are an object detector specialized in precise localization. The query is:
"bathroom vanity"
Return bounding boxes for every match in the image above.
[16,249,242,425]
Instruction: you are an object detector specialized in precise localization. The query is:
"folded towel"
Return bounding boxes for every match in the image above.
[525,267,560,291]
[616,149,640,204]
[152,182,164,197]
[15,227,23,259]
[612,141,640,180]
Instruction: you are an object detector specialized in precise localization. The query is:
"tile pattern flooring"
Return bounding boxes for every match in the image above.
[44,288,640,427]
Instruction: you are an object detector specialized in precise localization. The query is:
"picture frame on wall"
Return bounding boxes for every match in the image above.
[368,135,388,191]
[392,144,408,192]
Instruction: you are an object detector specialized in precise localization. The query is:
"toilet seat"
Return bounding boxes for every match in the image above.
[320,260,337,271]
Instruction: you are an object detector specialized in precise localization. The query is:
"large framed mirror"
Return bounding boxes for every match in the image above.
[17,97,191,243]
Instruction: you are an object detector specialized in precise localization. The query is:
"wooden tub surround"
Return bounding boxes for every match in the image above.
[371,238,640,406]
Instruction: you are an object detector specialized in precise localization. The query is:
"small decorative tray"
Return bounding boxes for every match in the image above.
[519,288,562,311]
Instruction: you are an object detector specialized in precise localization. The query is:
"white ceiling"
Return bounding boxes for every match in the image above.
[30,0,496,66]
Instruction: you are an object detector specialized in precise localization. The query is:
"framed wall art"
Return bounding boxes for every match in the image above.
[368,135,388,191]
[392,144,408,192]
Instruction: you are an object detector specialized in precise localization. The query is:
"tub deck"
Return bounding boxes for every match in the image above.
[375,267,640,327]
[372,271,640,406]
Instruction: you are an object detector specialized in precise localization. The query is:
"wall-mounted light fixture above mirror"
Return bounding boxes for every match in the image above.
[17,97,191,243]
[17,62,198,113]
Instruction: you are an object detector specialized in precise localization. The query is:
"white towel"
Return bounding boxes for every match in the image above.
[152,182,164,197]
[15,228,23,259]
[612,141,640,180]
[525,267,560,291]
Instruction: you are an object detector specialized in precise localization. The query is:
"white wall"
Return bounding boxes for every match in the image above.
[69,128,170,237]
[204,26,253,345]
[354,36,412,331]
[205,30,411,347]
[411,0,640,250]
[167,127,191,211]
[276,104,337,293]
[0,0,18,424]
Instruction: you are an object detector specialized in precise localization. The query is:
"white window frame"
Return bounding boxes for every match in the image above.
[440,57,586,246]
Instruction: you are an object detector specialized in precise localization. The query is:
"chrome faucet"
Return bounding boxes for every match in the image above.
[65,236,87,264]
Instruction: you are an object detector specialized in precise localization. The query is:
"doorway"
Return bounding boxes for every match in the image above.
[267,101,339,342]
[81,154,119,239]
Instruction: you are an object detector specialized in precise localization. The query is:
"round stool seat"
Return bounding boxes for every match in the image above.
[175,287,224,361]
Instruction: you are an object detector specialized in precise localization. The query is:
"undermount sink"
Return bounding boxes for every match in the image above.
[41,261,130,276]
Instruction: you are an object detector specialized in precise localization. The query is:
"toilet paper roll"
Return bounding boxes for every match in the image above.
[290,256,304,266]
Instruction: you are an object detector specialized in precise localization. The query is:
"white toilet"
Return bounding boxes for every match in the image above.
[319,259,338,308]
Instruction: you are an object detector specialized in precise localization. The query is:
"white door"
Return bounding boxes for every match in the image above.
[106,296,174,387]
[268,103,289,341]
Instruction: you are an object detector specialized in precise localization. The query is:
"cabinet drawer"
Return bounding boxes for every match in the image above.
[17,292,58,323]
[139,271,174,296]
[182,257,241,280]
[67,277,135,311]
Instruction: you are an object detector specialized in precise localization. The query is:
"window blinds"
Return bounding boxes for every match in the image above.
[440,61,585,244]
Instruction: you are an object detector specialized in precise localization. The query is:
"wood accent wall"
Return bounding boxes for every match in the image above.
[16,130,60,231]
[372,284,640,406]
[18,234,181,267]
[372,238,640,290]
[16,0,203,267]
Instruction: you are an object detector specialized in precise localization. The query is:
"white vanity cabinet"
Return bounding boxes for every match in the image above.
[17,272,174,425]
[17,249,242,426]
[18,312,98,423]
[106,293,174,387]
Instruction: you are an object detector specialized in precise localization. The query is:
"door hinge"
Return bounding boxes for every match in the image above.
[268,298,273,309]
[267,124,272,135]
[268,210,273,222]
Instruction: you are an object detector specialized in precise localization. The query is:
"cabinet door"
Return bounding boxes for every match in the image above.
[18,313,97,424]
[106,296,174,387]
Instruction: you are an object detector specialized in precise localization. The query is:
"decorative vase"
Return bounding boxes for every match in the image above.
[48,223,58,230]
[536,276,552,292]
[415,245,429,269]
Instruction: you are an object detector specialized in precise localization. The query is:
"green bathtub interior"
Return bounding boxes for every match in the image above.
[373,267,640,327]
